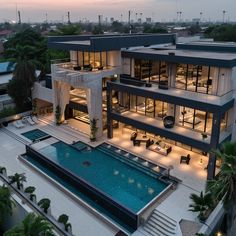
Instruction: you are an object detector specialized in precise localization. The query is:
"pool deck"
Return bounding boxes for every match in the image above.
[0,120,118,236]
[0,115,213,236]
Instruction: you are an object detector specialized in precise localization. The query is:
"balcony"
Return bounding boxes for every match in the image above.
[52,62,121,83]
[115,80,233,107]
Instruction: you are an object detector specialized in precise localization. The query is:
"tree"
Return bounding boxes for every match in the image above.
[189,191,214,221]
[3,212,55,236]
[6,44,38,112]
[204,24,236,42]
[52,24,81,35]
[0,185,15,225]
[143,24,168,34]
[92,26,103,35]
[206,142,236,236]
[9,173,26,190]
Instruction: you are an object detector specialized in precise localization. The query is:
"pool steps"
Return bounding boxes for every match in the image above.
[139,209,177,236]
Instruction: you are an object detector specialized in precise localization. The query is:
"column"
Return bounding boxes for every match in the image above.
[207,112,221,180]
[86,79,103,138]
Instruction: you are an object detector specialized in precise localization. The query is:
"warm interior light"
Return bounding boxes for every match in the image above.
[216,231,223,236]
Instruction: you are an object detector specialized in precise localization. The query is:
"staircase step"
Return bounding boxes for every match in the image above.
[152,214,176,229]
[148,219,175,235]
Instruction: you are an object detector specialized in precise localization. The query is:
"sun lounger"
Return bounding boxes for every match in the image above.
[31,116,39,124]
[22,116,35,125]
[13,120,25,128]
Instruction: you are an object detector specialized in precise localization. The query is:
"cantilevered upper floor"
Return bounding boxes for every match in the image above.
[47,34,176,52]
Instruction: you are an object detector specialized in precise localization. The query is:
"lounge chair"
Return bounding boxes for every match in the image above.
[31,116,39,124]
[180,154,191,164]
[23,116,35,125]
[13,120,25,128]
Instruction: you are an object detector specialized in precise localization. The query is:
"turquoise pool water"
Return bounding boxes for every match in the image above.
[21,129,50,141]
[36,141,168,213]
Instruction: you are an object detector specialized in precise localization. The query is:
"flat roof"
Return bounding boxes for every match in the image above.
[177,41,236,53]
[48,34,176,52]
[122,47,236,68]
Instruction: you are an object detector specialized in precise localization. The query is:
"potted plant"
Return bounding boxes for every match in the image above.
[201,132,208,140]
[38,198,51,214]
[32,98,38,116]
[90,118,98,142]
[9,173,26,190]
[24,186,36,201]
[0,166,7,177]
[55,105,61,125]
[58,214,72,232]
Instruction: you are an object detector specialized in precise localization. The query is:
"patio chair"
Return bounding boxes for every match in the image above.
[13,120,25,128]
[31,116,39,124]
[23,116,35,126]
[180,154,191,165]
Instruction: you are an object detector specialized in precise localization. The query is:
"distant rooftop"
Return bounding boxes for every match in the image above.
[48,33,176,52]
[0,62,15,75]
[177,41,236,53]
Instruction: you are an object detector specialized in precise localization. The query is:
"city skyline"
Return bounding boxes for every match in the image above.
[0,0,235,23]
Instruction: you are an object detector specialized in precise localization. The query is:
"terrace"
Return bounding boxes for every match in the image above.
[0,115,220,235]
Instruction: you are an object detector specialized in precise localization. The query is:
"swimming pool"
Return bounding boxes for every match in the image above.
[23,138,171,231]
[21,129,50,141]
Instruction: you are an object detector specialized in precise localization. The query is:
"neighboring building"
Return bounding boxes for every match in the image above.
[40,35,236,183]
[0,62,15,110]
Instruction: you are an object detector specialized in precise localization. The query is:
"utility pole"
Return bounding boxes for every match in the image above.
[67,11,71,24]
[128,10,131,34]
[223,10,226,23]
[18,10,21,24]
[98,15,102,26]
[200,12,203,22]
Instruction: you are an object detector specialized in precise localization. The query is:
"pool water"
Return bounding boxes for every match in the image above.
[21,129,50,141]
[37,141,168,213]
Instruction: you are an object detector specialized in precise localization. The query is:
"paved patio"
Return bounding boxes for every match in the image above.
[0,121,117,236]
[1,116,219,236]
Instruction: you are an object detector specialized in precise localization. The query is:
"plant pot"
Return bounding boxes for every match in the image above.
[90,137,96,142]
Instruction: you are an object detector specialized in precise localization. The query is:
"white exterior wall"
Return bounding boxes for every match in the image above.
[32,82,53,103]
[230,67,236,141]
[107,51,121,67]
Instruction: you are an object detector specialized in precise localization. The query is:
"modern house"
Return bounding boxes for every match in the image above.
[37,35,236,182]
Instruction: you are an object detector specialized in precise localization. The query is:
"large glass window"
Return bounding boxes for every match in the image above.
[134,60,168,83]
[177,106,213,134]
[175,64,214,95]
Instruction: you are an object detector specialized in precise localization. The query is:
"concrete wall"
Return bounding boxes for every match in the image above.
[231,67,236,141]
[32,82,53,104]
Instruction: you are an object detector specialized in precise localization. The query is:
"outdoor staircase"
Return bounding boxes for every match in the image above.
[139,210,178,236]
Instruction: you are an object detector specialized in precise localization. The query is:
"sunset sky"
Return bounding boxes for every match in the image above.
[0,0,235,23]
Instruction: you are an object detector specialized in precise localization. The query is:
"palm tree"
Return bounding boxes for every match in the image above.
[9,173,26,190]
[189,191,214,221]
[206,141,236,236]
[3,212,55,236]
[0,185,15,225]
